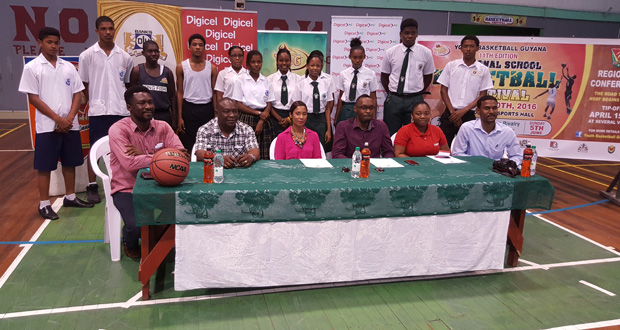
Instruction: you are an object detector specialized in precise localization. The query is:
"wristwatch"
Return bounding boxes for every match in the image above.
[257,110,262,116]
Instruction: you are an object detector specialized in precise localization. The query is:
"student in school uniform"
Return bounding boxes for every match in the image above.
[214,46,247,100]
[129,40,176,129]
[292,50,335,153]
[334,37,379,126]
[19,27,93,220]
[79,15,134,204]
[380,18,435,135]
[267,48,302,136]
[175,33,218,151]
[231,50,275,160]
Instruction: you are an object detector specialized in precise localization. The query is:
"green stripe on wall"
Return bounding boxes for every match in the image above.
[249,0,620,23]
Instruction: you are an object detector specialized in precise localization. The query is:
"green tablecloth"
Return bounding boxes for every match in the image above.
[133,157,554,226]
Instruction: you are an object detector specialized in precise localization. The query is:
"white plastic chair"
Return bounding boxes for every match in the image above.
[391,133,397,146]
[89,136,122,261]
[191,143,198,162]
[269,136,326,160]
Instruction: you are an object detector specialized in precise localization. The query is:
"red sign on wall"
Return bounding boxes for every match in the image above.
[181,9,257,71]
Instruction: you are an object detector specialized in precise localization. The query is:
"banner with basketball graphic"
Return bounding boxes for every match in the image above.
[181,8,257,72]
[330,16,402,119]
[257,30,328,77]
[418,36,620,161]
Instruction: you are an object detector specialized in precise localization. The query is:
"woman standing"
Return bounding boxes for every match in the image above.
[394,101,449,157]
[274,101,322,160]
[232,50,275,160]
[293,51,334,153]
[267,48,302,136]
[334,38,378,126]
[214,46,246,100]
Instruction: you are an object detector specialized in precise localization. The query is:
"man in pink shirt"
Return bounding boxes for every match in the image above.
[109,85,184,259]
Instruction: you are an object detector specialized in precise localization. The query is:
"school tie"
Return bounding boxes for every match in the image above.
[311,81,320,113]
[396,47,411,94]
[280,75,288,106]
[349,69,358,101]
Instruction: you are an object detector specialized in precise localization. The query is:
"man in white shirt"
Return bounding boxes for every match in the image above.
[380,18,435,135]
[452,95,522,165]
[79,16,133,203]
[438,35,494,146]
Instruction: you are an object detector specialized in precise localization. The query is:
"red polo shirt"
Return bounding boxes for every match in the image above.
[394,124,447,157]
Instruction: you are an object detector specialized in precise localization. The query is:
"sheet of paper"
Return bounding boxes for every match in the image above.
[369,158,404,168]
[426,155,467,164]
[300,158,333,168]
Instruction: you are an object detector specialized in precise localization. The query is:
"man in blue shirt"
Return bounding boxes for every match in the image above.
[452,95,522,165]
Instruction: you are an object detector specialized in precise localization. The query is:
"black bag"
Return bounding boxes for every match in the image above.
[493,158,519,178]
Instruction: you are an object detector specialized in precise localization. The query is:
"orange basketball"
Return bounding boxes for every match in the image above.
[149,148,190,187]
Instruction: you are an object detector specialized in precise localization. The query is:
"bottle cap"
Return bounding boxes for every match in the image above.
[526,144,531,148]
[355,147,360,150]
[532,146,536,149]
[216,149,222,153]
[364,142,369,146]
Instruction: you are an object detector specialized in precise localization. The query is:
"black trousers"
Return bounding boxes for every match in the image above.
[439,108,476,147]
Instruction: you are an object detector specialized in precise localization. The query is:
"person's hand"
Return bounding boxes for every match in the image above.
[278,117,289,128]
[454,118,463,128]
[449,109,467,123]
[236,154,254,168]
[179,148,190,159]
[124,144,143,156]
[259,110,270,121]
[176,118,186,134]
[55,117,73,133]
[255,120,264,135]
[223,155,236,168]
[324,129,332,143]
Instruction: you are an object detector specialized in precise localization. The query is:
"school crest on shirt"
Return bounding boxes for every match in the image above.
[65,78,71,86]
[417,63,423,71]
[123,31,168,60]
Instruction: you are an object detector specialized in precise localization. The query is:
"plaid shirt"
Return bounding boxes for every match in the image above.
[195,118,259,158]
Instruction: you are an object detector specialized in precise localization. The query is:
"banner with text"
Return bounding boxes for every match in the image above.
[257,31,327,77]
[330,16,402,119]
[418,36,620,161]
[182,8,257,71]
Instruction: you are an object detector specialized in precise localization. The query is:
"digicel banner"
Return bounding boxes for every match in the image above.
[418,36,620,161]
[182,9,257,71]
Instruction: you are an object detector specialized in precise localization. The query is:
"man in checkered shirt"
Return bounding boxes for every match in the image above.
[195,98,260,168]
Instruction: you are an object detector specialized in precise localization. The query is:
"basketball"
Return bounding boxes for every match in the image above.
[149,148,190,187]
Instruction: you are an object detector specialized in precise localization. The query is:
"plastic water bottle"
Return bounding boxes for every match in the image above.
[360,142,371,178]
[530,146,538,176]
[203,145,214,183]
[520,144,533,177]
[214,149,224,183]
[351,147,361,178]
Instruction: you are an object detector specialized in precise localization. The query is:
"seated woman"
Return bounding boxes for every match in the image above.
[274,101,322,160]
[394,101,449,157]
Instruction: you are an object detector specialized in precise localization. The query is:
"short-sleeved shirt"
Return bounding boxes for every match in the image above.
[394,124,447,157]
[437,59,493,110]
[293,75,334,113]
[267,70,303,110]
[381,43,435,94]
[231,72,274,110]
[194,118,259,158]
[337,66,379,102]
[214,66,247,98]
[109,117,183,194]
[452,119,522,165]
[19,54,85,133]
[78,43,133,117]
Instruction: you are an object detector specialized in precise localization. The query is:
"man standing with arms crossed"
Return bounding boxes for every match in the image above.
[438,35,493,147]
[79,16,134,203]
[381,18,435,136]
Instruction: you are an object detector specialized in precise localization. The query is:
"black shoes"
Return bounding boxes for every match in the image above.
[63,197,94,208]
[124,243,141,260]
[39,205,59,220]
[86,184,101,204]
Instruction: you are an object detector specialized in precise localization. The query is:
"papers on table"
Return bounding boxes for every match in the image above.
[370,158,404,168]
[300,158,333,168]
[426,155,466,164]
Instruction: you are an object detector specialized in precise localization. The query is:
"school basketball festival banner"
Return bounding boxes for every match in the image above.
[418,36,620,161]
[257,31,327,77]
[330,16,402,119]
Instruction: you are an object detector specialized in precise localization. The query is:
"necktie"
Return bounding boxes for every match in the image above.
[396,47,411,94]
[349,69,358,101]
[280,75,288,106]
[311,81,320,113]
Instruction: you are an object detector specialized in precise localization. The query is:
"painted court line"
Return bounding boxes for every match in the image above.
[543,158,615,180]
[529,199,609,215]
[579,280,616,297]
[517,258,550,270]
[544,318,620,329]
[0,123,26,138]
[0,239,104,245]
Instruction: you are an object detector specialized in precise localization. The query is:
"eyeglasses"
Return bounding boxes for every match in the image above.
[356,106,376,111]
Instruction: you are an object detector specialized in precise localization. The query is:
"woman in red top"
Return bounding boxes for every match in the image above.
[394,101,449,157]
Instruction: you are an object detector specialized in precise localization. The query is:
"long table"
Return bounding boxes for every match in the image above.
[134,157,554,299]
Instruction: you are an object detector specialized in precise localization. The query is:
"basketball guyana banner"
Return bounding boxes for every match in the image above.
[418,36,620,161]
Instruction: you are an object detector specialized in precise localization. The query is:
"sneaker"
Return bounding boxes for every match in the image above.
[63,197,94,208]
[124,243,141,260]
[39,205,59,220]
[86,184,101,204]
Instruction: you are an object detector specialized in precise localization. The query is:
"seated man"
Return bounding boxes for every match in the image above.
[109,85,184,259]
[452,95,522,164]
[332,94,394,158]
[195,97,260,168]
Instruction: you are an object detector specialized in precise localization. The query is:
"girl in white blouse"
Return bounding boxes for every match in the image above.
[267,48,302,136]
